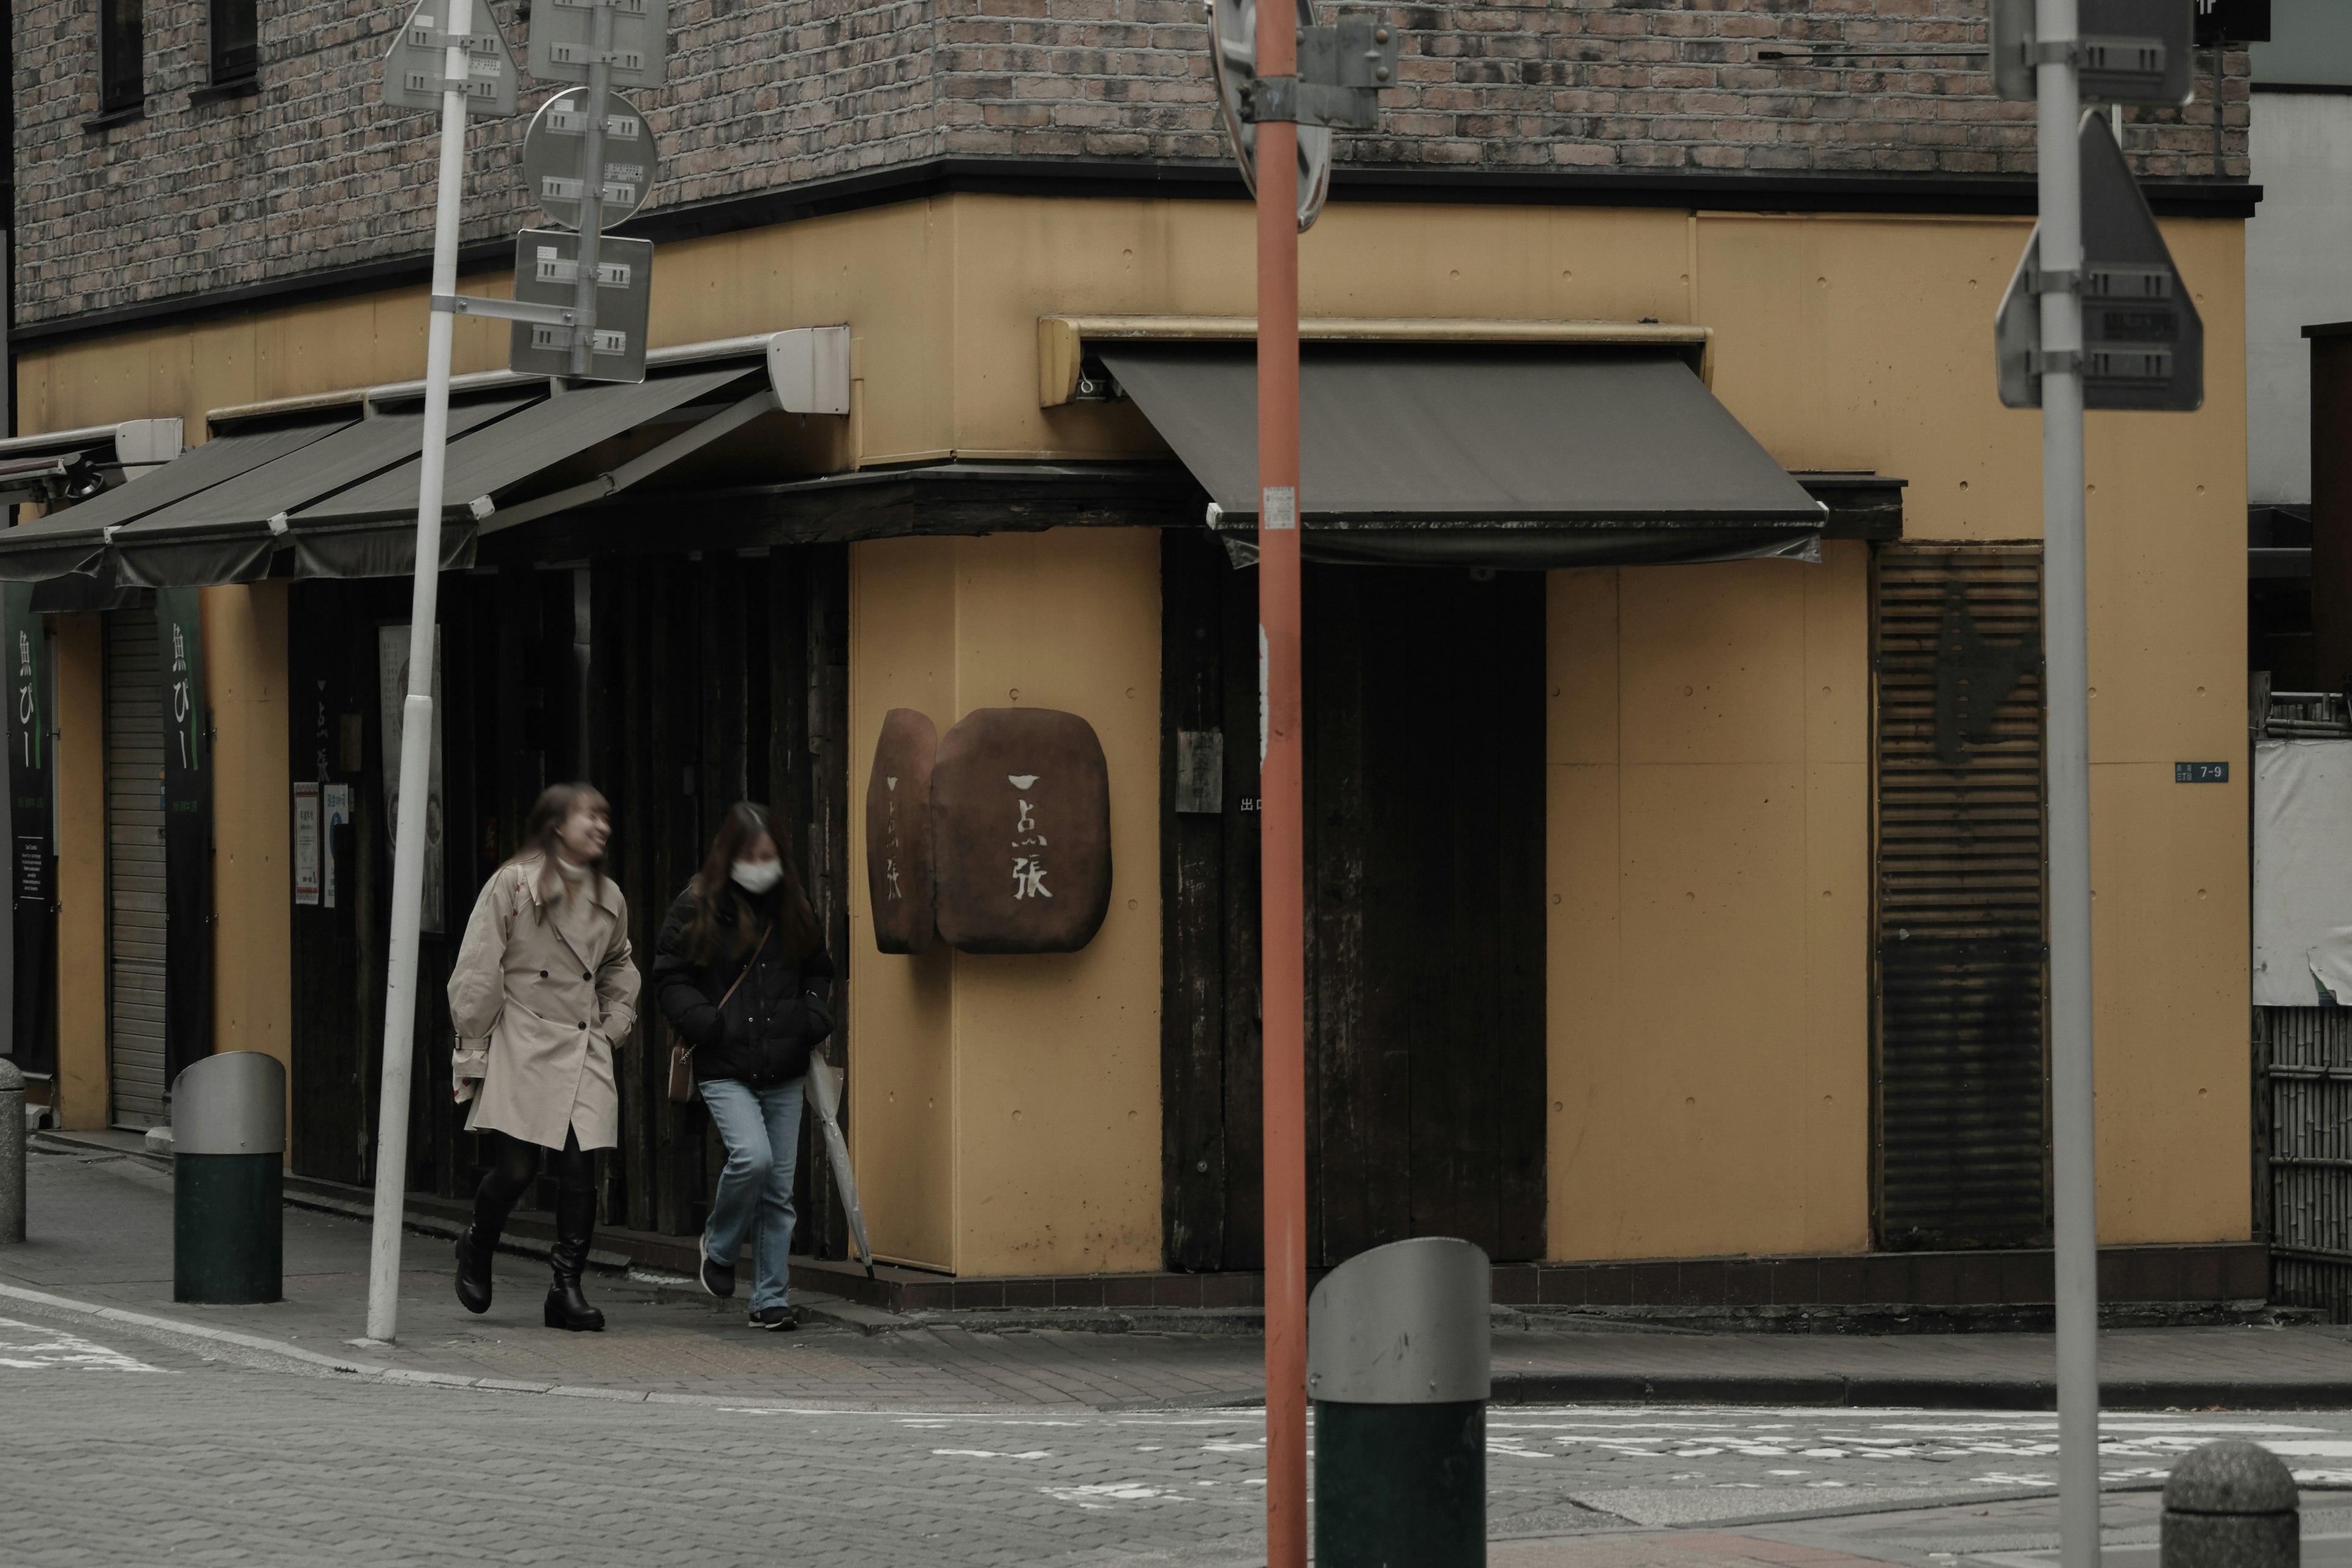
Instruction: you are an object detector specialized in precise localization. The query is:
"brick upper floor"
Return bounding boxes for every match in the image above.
[13,0,2253,328]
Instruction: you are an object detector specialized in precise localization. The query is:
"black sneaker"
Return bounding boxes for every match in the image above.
[748,1305,798,1332]
[698,1241,736,1300]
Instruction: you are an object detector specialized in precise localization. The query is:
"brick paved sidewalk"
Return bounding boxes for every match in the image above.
[11,1142,2352,1411]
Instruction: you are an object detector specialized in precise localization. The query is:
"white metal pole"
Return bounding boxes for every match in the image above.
[568,1,614,377]
[2035,2,2099,1565]
[364,0,472,1346]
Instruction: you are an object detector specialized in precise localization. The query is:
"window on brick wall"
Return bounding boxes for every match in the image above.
[209,0,257,84]
[98,0,143,115]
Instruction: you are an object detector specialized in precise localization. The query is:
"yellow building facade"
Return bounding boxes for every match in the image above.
[10,191,2254,1292]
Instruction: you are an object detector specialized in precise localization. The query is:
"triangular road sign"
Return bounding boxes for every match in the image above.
[380,0,521,115]
[1996,110,2203,412]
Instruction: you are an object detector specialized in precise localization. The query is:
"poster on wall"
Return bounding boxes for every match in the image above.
[293,783,321,906]
[377,625,445,934]
[323,783,350,910]
[2,584,54,1075]
[156,587,214,1088]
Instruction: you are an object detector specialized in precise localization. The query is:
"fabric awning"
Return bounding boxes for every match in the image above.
[109,396,538,587]
[0,420,353,582]
[1093,342,1828,567]
[282,365,760,578]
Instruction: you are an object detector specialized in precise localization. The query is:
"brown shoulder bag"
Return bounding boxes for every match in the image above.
[668,922,770,1104]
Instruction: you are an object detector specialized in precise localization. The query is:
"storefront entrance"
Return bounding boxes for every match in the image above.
[1160,533,1548,1270]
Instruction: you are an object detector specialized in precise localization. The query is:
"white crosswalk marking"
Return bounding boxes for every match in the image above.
[0,1316,168,1373]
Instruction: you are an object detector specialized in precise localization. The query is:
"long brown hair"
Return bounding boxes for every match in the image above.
[511,782,610,905]
[681,801,821,964]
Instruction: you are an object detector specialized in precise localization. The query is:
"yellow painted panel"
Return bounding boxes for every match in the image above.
[1546,569,1617,767]
[1555,761,1826,1259]
[1617,559,1808,767]
[1545,762,1621,1247]
[2084,223,2248,764]
[1696,213,2043,542]
[946,528,1163,1276]
[1806,541,1871,767]
[51,615,107,1130]
[2090,760,2251,1245]
[202,584,293,1151]
[1801,759,1872,1251]
[846,535,960,1271]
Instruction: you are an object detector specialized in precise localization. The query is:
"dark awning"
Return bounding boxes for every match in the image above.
[283,364,761,578]
[1093,342,1827,567]
[108,396,538,588]
[0,420,353,582]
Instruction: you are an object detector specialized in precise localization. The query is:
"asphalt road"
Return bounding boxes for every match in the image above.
[9,1299,2352,1567]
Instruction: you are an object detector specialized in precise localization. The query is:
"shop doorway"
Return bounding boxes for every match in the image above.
[103,598,168,1129]
[1160,533,1548,1270]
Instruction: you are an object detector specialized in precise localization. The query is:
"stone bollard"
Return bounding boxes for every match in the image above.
[0,1058,23,1243]
[1308,1237,1490,1567]
[2163,1439,2300,1568]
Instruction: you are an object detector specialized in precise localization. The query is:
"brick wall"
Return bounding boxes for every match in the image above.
[13,0,2252,327]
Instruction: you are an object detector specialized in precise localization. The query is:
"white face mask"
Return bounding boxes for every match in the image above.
[731,859,783,895]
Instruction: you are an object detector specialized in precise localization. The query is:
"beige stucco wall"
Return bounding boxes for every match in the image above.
[1548,546,1875,1261]
[202,582,295,1146]
[12,190,2250,1263]
[846,527,1163,1277]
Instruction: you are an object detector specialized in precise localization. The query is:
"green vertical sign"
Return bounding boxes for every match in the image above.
[156,588,213,1085]
[3,583,55,1075]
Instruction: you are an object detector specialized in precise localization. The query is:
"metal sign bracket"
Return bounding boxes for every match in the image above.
[430,293,581,328]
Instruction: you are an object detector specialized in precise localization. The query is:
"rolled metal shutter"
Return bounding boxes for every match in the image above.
[1872,546,2050,1250]
[105,603,169,1128]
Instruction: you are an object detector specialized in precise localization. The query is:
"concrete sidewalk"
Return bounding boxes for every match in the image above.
[11,1139,2352,1411]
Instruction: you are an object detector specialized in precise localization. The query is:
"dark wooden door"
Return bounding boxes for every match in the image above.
[1162,533,1547,1270]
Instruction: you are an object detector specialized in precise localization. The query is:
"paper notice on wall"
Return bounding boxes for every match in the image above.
[377,627,446,935]
[323,783,350,911]
[293,782,321,906]
[2254,738,2352,1006]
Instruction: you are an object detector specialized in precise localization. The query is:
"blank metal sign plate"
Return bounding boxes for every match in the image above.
[380,0,520,113]
[521,87,654,230]
[526,0,669,90]
[507,228,654,384]
[1996,111,2202,412]
[1991,0,2195,105]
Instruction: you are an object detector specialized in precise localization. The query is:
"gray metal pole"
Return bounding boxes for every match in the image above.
[2035,5,2099,1568]
[568,1,613,377]
[364,0,473,1345]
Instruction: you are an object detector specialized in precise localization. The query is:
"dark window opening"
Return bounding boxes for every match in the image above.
[209,0,257,85]
[99,0,144,115]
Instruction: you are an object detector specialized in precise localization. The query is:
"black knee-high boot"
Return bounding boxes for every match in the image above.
[544,1189,606,1332]
[457,1135,537,1315]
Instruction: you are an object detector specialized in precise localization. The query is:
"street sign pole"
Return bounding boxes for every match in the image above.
[1254,2,1306,1565]
[568,0,614,375]
[2035,4,2100,1566]
[366,0,477,1346]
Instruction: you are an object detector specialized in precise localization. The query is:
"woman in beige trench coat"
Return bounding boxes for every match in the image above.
[447,782,641,1332]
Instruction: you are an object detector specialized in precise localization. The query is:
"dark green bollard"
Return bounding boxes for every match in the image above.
[172,1052,285,1305]
[1310,1237,1491,1568]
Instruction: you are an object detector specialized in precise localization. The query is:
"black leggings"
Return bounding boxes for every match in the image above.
[472,1129,593,1232]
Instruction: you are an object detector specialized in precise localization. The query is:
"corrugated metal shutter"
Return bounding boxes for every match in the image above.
[105,605,168,1129]
[1873,546,2049,1250]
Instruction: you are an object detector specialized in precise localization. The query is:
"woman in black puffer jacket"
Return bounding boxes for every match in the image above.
[652,801,835,1331]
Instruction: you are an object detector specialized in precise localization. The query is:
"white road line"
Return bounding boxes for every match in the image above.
[0,1314,172,1373]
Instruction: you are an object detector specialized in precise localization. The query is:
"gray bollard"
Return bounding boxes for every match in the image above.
[0,1058,23,1243]
[1308,1237,1491,1567]
[172,1052,285,1303]
[2164,1439,2300,1568]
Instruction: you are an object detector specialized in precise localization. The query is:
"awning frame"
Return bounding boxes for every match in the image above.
[1038,314,1715,406]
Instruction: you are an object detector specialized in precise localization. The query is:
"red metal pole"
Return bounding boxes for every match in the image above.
[1254,10,1306,1565]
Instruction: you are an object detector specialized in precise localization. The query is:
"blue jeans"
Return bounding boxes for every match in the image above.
[698,1076,805,1312]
